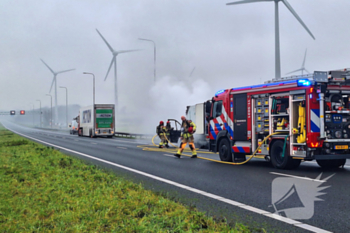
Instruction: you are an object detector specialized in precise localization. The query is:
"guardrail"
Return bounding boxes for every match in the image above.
[114,132,153,139]
[33,126,153,139]
[34,126,69,132]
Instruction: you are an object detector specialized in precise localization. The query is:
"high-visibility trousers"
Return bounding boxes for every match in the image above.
[177,135,196,155]
[159,134,168,147]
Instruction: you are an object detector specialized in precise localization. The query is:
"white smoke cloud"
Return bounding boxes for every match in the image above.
[117,76,213,134]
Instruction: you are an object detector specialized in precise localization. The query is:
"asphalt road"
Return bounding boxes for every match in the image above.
[2,120,350,233]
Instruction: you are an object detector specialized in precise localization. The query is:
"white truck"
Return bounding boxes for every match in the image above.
[184,100,212,148]
[78,104,115,138]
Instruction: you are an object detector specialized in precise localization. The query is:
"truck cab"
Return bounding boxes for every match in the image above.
[69,116,79,135]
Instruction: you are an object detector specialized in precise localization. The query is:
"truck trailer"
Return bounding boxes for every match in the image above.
[78,104,115,138]
[185,101,211,148]
[207,69,350,169]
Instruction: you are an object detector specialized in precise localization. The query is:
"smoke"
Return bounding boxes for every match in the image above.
[118,76,213,134]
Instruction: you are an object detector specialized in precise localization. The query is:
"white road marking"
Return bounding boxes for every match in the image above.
[91,142,97,145]
[2,124,332,233]
[270,172,326,183]
[164,154,174,157]
[117,147,127,149]
[74,139,79,141]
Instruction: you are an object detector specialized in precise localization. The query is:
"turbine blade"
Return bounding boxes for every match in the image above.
[116,49,141,54]
[49,76,55,93]
[286,68,303,74]
[302,49,307,67]
[40,59,55,74]
[104,57,115,81]
[282,0,315,40]
[96,29,114,53]
[226,0,270,6]
[56,68,75,74]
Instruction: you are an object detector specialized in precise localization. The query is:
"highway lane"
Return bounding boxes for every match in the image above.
[2,121,350,233]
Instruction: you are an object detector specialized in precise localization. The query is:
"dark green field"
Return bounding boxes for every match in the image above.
[0,124,260,232]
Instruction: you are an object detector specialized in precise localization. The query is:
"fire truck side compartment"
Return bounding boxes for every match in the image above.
[233,93,247,141]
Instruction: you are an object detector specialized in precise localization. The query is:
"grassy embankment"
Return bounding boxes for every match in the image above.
[0,123,258,232]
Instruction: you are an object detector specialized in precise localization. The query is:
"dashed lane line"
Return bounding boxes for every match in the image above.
[3,124,332,233]
[117,147,127,149]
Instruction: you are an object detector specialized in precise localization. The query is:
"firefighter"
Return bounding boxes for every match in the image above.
[156,121,167,148]
[174,116,197,158]
[164,121,173,148]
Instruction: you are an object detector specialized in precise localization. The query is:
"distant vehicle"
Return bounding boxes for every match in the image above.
[69,117,79,135]
[77,104,115,138]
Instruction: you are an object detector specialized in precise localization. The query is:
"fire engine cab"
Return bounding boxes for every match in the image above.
[209,69,350,169]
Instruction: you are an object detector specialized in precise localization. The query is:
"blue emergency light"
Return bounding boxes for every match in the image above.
[215,89,225,96]
[297,79,311,87]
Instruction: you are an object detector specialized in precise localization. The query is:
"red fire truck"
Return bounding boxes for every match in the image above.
[208,69,350,169]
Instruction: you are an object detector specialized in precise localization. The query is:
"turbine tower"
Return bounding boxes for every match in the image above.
[40,59,75,125]
[226,0,315,79]
[286,49,309,75]
[96,29,139,114]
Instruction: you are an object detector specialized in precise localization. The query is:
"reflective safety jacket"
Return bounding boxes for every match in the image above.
[181,120,196,138]
[166,123,173,136]
[156,125,167,136]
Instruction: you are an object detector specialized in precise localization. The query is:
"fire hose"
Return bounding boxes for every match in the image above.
[139,132,281,165]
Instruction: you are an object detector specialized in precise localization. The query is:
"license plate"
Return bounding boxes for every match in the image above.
[335,145,348,150]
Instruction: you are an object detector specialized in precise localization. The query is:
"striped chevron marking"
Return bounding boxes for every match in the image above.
[209,124,216,140]
[311,109,320,133]
[209,106,234,139]
[232,146,250,153]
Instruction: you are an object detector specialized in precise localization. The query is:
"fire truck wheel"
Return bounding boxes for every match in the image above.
[271,140,300,169]
[219,138,233,162]
[316,159,346,169]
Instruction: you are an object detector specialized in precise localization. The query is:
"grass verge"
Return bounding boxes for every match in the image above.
[0,123,258,232]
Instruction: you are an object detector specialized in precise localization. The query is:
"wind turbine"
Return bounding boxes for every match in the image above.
[189,67,196,77]
[96,29,139,113]
[226,0,315,79]
[286,49,309,75]
[40,59,75,125]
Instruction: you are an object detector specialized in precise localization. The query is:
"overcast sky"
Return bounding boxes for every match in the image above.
[1,0,349,132]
